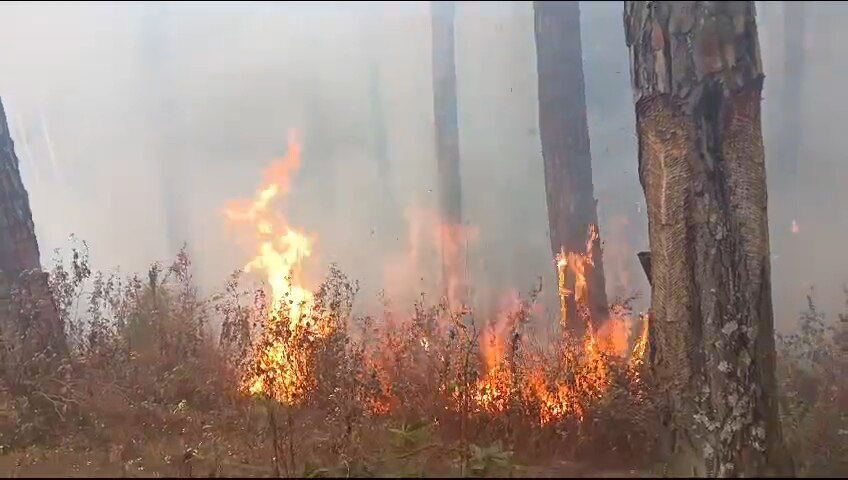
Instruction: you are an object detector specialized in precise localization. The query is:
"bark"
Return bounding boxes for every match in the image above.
[624,2,791,476]
[637,251,652,286]
[534,1,609,328]
[0,98,65,355]
[431,1,466,306]
[0,99,42,274]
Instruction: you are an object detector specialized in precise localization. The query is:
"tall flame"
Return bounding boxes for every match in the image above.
[463,225,646,425]
[555,225,598,328]
[222,137,650,420]
[224,130,328,404]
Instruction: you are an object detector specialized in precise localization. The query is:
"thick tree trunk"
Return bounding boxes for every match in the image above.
[624,2,791,476]
[0,100,42,274]
[431,1,466,307]
[534,1,609,329]
[0,98,65,355]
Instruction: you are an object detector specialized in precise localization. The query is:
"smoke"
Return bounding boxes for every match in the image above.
[0,1,843,329]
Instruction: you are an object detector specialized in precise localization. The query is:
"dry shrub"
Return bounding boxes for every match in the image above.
[0,239,661,477]
[2,236,842,477]
[777,290,848,477]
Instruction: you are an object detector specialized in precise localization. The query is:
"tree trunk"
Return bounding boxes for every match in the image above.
[624,2,791,476]
[534,1,609,329]
[0,100,42,274]
[141,3,189,258]
[778,0,804,202]
[771,0,805,274]
[362,14,404,242]
[0,98,65,355]
[431,1,466,307]
[369,63,394,208]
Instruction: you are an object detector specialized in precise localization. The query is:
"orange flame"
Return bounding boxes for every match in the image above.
[461,226,645,424]
[381,207,478,318]
[471,291,521,413]
[224,130,330,404]
[555,225,598,329]
[221,136,649,422]
[629,313,650,370]
[438,221,478,309]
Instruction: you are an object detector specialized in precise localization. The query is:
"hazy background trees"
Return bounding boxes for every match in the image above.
[0,1,843,331]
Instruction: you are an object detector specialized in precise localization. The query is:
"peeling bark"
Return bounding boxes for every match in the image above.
[534,1,609,328]
[431,1,466,305]
[637,251,652,286]
[624,2,790,476]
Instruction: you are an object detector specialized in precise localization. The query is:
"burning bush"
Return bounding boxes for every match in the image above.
[7,131,843,477]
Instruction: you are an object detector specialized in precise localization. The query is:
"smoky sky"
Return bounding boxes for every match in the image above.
[0,1,844,329]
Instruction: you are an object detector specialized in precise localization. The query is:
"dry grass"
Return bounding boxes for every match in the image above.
[0,239,843,477]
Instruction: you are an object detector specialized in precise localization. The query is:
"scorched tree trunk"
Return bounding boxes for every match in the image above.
[534,0,609,328]
[624,1,791,476]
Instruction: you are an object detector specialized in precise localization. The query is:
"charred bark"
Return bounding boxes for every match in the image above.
[534,1,609,328]
[637,251,652,286]
[0,98,65,355]
[624,2,790,476]
[431,1,466,306]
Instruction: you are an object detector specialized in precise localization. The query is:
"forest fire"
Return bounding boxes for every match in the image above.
[224,130,330,404]
[225,133,648,422]
[1,0,836,476]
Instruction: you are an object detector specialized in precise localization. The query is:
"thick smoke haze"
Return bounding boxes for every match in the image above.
[0,1,843,330]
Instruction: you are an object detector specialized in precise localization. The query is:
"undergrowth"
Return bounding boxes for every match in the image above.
[776,289,848,477]
[0,239,842,477]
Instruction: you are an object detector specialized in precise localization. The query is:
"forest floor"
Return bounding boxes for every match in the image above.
[0,249,842,478]
[0,447,648,478]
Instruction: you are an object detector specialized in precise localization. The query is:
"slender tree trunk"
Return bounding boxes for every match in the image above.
[0,101,42,274]
[534,1,609,329]
[431,1,466,307]
[142,3,189,258]
[624,2,791,476]
[361,13,403,242]
[774,0,805,274]
[369,63,394,208]
[779,0,804,203]
[0,98,65,355]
